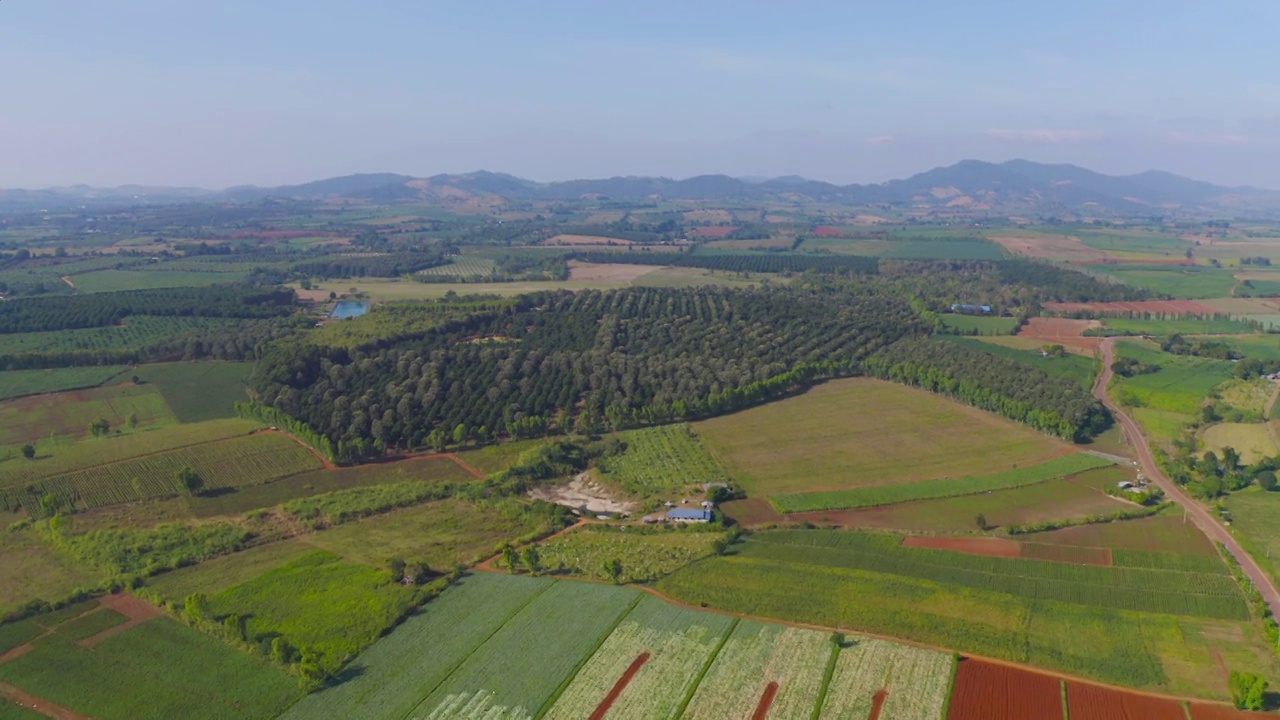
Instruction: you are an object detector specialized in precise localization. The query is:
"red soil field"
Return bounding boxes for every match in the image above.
[689,226,740,238]
[812,226,846,238]
[78,594,163,648]
[1018,317,1103,351]
[1066,681,1185,720]
[1020,542,1112,566]
[751,682,779,720]
[868,689,888,720]
[946,658,1063,720]
[1043,300,1220,316]
[902,536,1022,558]
[1190,703,1269,720]
[722,498,784,526]
[589,653,650,720]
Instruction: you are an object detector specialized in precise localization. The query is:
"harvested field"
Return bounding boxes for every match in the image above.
[901,536,1021,558]
[689,226,739,238]
[1018,317,1103,352]
[989,234,1106,262]
[567,261,658,281]
[1066,681,1185,720]
[813,226,846,237]
[545,234,630,246]
[1043,300,1220,316]
[1028,512,1218,556]
[1020,543,1113,566]
[946,658,1063,720]
[721,498,784,526]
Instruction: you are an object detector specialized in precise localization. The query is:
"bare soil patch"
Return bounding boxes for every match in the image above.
[721,498,784,526]
[528,472,638,515]
[946,658,1063,720]
[867,688,888,720]
[990,234,1107,262]
[1190,702,1270,719]
[902,536,1021,558]
[1066,680,1185,720]
[0,682,91,720]
[78,593,163,648]
[1018,317,1103,351]
[590,653,650,720]
[567,261,660,282]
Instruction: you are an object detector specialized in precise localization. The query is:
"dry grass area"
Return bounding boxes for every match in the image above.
[544,234,630,246]
[682,209,733,223]
[989,234,1107,262]
[1018,317,1103,352]
[566,261,659,282]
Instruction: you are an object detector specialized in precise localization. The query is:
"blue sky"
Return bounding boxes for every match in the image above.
[2,0,1277,188]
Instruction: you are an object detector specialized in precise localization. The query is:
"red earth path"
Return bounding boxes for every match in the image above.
[0,683,92,720]
[750,682,779,720]
[588,653,649,720]
[1095,338,1280,618]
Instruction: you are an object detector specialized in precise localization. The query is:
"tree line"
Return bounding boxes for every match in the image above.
[0,286,295,333]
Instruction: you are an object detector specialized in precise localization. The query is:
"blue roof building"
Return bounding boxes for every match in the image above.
[667,508,713,523]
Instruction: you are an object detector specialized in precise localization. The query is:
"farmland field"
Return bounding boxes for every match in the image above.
[543,594,734,720]
[0,617,300,720]
[945,658,1064,720]
[0,527,105,618]
[1066,681,1186,720]
[820,637,952,720]
[411,580,638,719]
[1089,265,1238,299]
[1199,423,1277,464]
[1111,340,1235,414]
[130,361,253,422]
[68,268,250,293]
[537,527,723,583]
[600,424,728,500]
[938,335,1097,389]
[1222,488,1280,586]
[0,382,173,446]
[682,621,830,720]
[939,314,1018,335]
[0,316,244,357]
[277,573,552,720]
[772,452,1114,513]
[1094,316,1259,336]
[1028,510,1219,555]
[694,378,1069,497]
[0,365,127,401]
[143,540,316,599]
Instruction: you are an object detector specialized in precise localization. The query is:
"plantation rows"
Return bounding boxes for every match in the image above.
[1111,548,1230,575]
[574,251,881,275]
[0,316,243,356]
[0,433,322,516]
[415,256,496,278]
[773,453,1114,512]
[746,532,1248,620]
[603,424,729,498]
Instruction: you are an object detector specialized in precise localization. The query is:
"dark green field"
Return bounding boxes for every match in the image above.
[132,362,254,423]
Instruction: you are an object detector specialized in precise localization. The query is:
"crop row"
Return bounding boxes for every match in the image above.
[1110,548,1230,575]
[603,424,730,498]
[746,532,1248,620]
[682,620,830,720]
[0,316,243,356]
[821,637,952,720]
[0,433,322,516]
[772,452,1115,512]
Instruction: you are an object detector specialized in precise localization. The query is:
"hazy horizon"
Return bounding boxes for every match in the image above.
[3,1,1276,189]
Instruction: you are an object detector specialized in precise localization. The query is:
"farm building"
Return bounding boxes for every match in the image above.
[950,303,994,314]
[668,508,713,523]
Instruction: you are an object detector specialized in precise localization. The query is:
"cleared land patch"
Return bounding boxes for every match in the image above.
[537,527,722,583]
[946,658,1064,720]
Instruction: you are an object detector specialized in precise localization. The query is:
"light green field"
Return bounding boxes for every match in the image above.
[1098,316,1259,336]
[0,382,174,446]
[131,362,254,423]
[1089,265,1238,299]
[694,378,1070,497]
[1224,488,1280,587]
[536,527,722,583]
[0,366,128,401]
[0,527,105,618]
[939,314,1018,335]
[1131,407,1193,444]
[1111,340,1234,415]
[69,269,249,293]
[1199,423,1278,464]
[144,539,317,600]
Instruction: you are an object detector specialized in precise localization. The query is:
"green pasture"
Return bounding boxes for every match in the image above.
[1089,265,1237,299]
[1111,340,1234,414]
[0,366,128,401]
[131,361,254,423]
[69,269,250,293]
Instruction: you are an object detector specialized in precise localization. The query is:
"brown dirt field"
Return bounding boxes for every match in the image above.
[901,536,1022,558]
[1018,317,1103,351]
[990,234,1107,262]
[867,689,888,720]
[567,261,660,282]
[1067,681,1185,720]
[545,234,629,246]
[0,683,91,720]
[720,498,784,526]
[78,593,163,648]
[1042,300,1220,316]
[294,288,332,303]
[589,652,650,720]
[751,681,780,720]
[689,226,739,238]
[813,226,846,238]
[1019,542,1112,566]
[1190,702,1268,719]
[946,658,1063,720]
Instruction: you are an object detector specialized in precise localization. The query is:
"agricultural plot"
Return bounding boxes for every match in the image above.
[694,378,1069,497]
[0,525,105,619]
[0,316,243,357]
[543,594,734,720]
[0,365,127,401]
[278,573,552,720]
[821,638,952,720]
[0,382,173,446]
[1029,510,1218,556]
[945,658,1063,720]
[1111,340,1235,415]
[772,452,1113,513]
[416,256,497,278]
[682,621,830,720]
[1200,423,1277,464]
[2,432,323,516]
[1094,316,1259,336]
[537,527,722,583]
[130,361,253,422]
[68,268,250,293]
[1090,265,1238,299]
[411,580,639,719]
[1066,681,1186,720]
[938,335,1097,389]
[1223,488,1280,586]
[0,617,300,720]
[939,314,1018,336]
[144,540,317,600]
[601,424,729,499]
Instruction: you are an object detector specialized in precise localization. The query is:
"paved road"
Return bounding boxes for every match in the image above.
[1094,338,1280,616]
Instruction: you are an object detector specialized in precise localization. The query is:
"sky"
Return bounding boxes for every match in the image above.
[1,0,1278,189]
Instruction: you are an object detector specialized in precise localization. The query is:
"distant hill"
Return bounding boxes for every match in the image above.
[3,160,1278,216]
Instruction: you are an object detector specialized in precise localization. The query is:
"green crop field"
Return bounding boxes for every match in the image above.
[544,594,736,720]
[205,551,417,672]
[0,528,104,620]
[537,527,723,583]
[144,540,316,600]
[303,498,552,570]
[1028,510,1218,556]
[939,314,1018,336]
[0,617,300,720]
[68,269,250,293]
[416,256,497,278]
[772,453,1113,512]
[278,573,553,720]
[601,424,729,500]
[0,366,128,401]
[1094,316,1258,336]
[131,361,254,422]
[1111,340,1235,414]
[410,580,638,719]
[0,699,47,719]
[188,455,475,517]
[740,531,1246,619]
[1075,230,1193,256]
[0,382,173,446]
[1090,265,1238,299]
[1200,423,1277,464]
[803,237,1007,260]
[454,439,544,476]
[1,432,322,517]
[694,378,1069,497]
[0,316,244,357]
[820,637,953,720]
[938,335,1097,389]
[1131,407,1194,443]
[1223,488,1280,587]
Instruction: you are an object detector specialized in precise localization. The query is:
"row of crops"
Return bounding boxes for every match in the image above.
[601,424,730,498]
[771,452,1115,512]
[0,433,323,516]
[745,530,1247,620]
[277,575,956,720]
[416,256,496,279]
[0,315,242,355]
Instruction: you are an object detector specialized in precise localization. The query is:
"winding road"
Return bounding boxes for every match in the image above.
[1094,338,1280,616]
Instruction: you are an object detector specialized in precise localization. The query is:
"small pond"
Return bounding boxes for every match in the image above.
[330,300,370,319]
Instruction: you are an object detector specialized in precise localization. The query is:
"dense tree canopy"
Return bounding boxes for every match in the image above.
[0,286,295,333]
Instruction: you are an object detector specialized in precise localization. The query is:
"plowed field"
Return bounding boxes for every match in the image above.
[946,659,1063,720]
[901,536,1021,558]
[1066,681,1186,720]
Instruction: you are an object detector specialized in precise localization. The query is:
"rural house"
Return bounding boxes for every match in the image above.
[667,508,713,523]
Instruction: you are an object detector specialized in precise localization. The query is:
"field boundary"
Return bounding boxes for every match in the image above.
[0,682,90,720]
[76,594,162,649]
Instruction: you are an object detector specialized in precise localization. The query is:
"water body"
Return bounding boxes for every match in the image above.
[330,300,370,319]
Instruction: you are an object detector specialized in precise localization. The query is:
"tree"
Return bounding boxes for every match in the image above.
[975,513,989,531]
[88,417,110,437]
[20,444,35,460]
[710,539,727,556]
[126,413,138,430]
[270,637,295,664]
[387,557,406,581]
[452,423,468,447]
[502,545,519,573]
[300,278,313,290]
[405,562,430,585]
[131,375,140,385]
[521,546,541,575]
[184,593,210,623]
[175,466,203,496]
[1230,670,1268,711]
[1221,446,1242,474]
[1258,471,1278,492]
[328,291,337,300]
[603,558,623,584]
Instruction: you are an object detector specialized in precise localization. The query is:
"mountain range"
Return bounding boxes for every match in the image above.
[4,160,1278,217]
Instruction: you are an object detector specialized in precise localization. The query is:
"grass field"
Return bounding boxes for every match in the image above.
[1199,423,1278,464]
[802,237,1007,260]
[1223,488,1280,587]
[454,440,544,477]
[143,540,316,600]
[1095,317,1259,336]
[537,527,723,583]
[939,314,1019,336]
[0,526,104,619]
[694,378,1069,498]
[772,453,1114,513]
[996,509,1219,556]
[1090,265,1238,299]
[0,382,173,447]
[69,269,250,293]
[131,362,253,423]
[1131,407,1194,444]
[0,366,128,401]
[1112,340,1235,415]
[601,424,729,501]
[0,617,300,720]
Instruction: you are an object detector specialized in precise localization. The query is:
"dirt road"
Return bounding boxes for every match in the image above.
[1094,338,1280,615]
